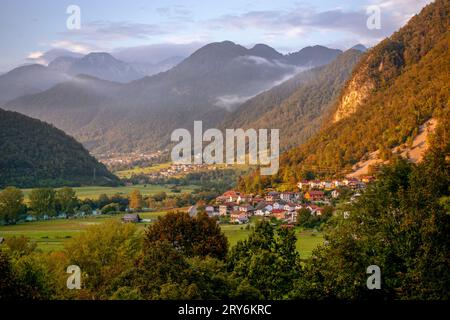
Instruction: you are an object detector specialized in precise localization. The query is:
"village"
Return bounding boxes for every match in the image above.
[187,176,375,224]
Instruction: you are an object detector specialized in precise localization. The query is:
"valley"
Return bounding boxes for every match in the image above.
[0,0,448,302]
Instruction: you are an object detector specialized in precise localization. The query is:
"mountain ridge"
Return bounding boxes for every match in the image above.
[4,41,343,154]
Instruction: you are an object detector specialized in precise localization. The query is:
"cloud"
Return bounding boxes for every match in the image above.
[27,51,44,60]
[50,40,98,54]
[214,94,255,111]
[25,47,84,65]
[156,5,193,21]
[235,56,295,71]
[208,0,433,45]
[62,20,169,42]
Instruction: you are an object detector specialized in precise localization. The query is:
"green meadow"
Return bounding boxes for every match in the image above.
[0,213,323,258]
[16,184,198,200]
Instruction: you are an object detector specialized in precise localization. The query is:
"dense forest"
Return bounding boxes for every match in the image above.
[238,0,450,192]
[0,109,121,188]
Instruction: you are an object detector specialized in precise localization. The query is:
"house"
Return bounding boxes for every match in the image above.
[222,190,241,202]
[331,190,340,199]
[333,180,343,188]
[122,213,141,223]
[237,194,253,204]
[272,201,287,210]
[304,190,325,202]
[230,211,249,224]
[309,180,322,189]
[254,202,272,216]
[321,181,333,190]
[283,203,296,212]
[343,178,358,186]
[219,202,237,216]
[286,211,298,224]
[297,180,309,190]
[252,196,265,205]
[239,204,255,215]
[255,209,271,216]
[280,192,301,202]
[265,191,280,202]
[215,195,229,203]
[205,206,219,217]
[271,209,287,220]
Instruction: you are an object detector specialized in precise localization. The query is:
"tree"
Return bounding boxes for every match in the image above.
[64,220,141,299]
[0,249,57,300]
[101,203,120,214]
[132,240,190,299]
[0,187,25,224]
[28,188,56,218]
[290,157,450,300]
[4,236,37,257]
[79,204,92,215]
[97,193,110,208]
[129,190,144,211]
[56,187,78,216]
[227,221,302,299]
[145,211,228,259]
[152,191,167,202]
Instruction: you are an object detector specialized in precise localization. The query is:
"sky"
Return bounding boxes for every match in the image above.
[0,0,433,71]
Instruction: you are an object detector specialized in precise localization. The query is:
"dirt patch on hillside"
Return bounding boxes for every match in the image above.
[347,118,437,178]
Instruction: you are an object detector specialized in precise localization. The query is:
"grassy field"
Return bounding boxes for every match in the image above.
[115,163,172,179]
[16,184,198,200]
[0,215,324,258]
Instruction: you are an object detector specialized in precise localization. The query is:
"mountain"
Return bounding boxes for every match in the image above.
[4,41,342,154]
[350,44,368,52]
[48,56,80,73]
[128,56,185,76]
[283,45,342,67]
[66,52,144,83]
[0,64,71,105]
[221,49,363,151]
[0,108,120,188]
[248,44,284,60]
[247,0,449,189]
[4,75,122,150]
[0,52,144,105]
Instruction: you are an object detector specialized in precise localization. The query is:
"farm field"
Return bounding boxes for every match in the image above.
[0,214,323,258]
[15,184,198,200]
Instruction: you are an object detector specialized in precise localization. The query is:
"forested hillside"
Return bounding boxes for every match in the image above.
[221,49,363,151]
[238,0,450,191]
[0,109,121,188]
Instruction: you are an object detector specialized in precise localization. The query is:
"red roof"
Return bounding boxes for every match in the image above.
[307,191,324,195]
[223,190,240,197]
